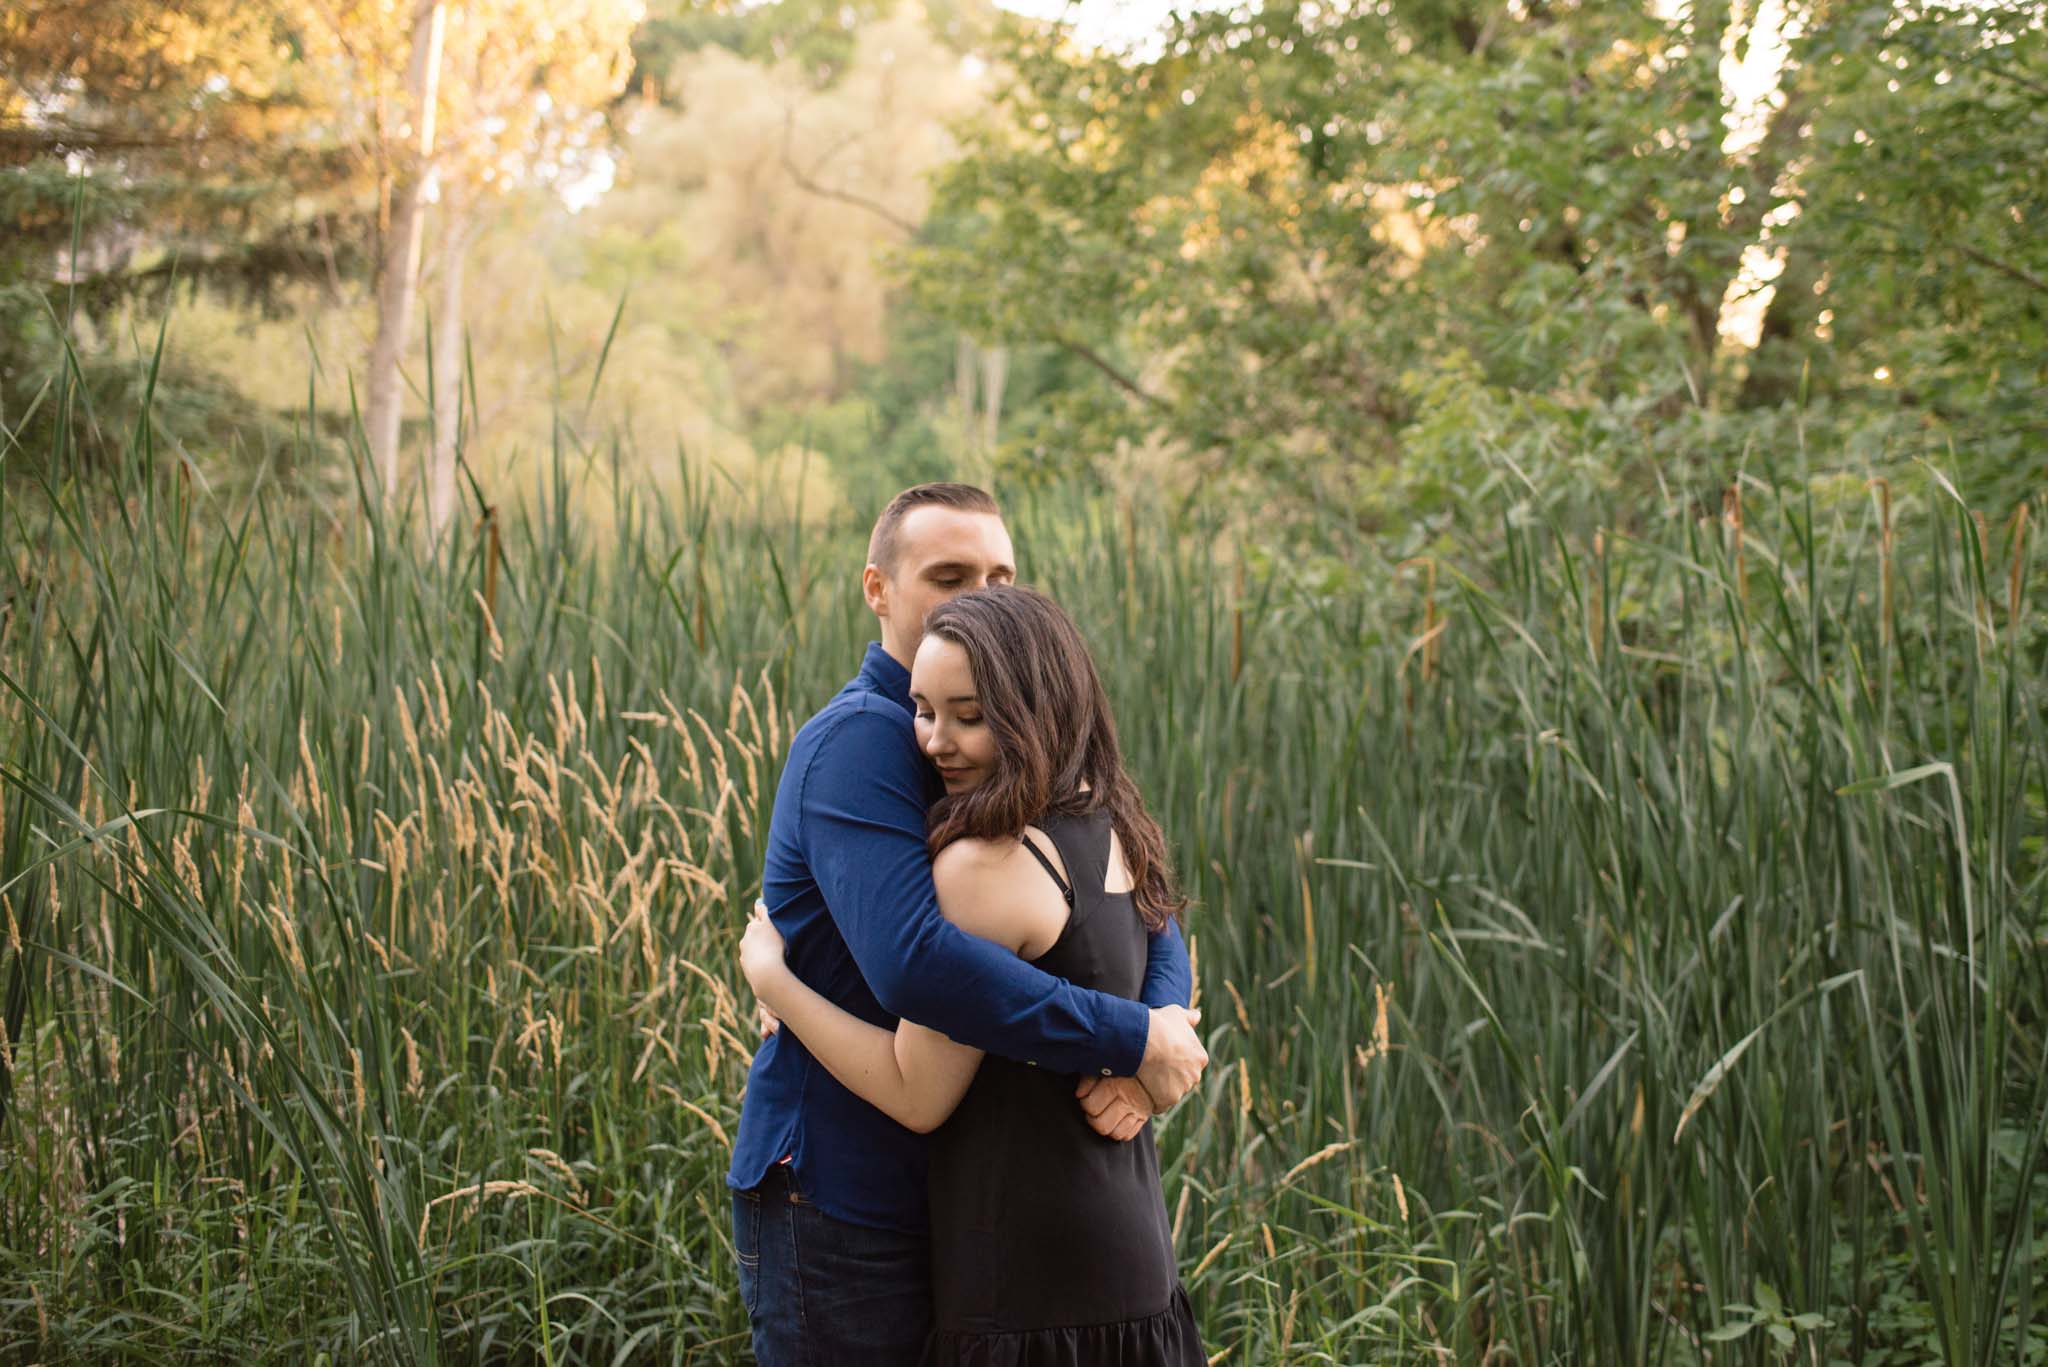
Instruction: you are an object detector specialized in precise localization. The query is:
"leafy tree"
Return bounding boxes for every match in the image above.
[0,2,371,463]
[1,1,639,521]
[1779,0,2047,509]
[904,0,2045,529]
[630,0,996,98]
[0,1,367,290]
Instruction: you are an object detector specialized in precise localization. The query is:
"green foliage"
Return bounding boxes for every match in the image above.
[1,2,370,296]
[904,0,2046,529]
[1704,1281,1833,1359]
[3,331,2045,1362]
[0,288,349,492]
[1835,1124,2048,1366]
[631,0,999,96]
[1786,0,2048,506]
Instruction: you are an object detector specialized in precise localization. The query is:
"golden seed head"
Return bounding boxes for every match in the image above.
[172,833,203,904]
[430,660,452,738]
[402,1026,423,1096]
[473,590,505,662]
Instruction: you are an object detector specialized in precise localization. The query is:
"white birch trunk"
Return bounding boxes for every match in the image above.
[427,194,473,541]
[364,0,446,506]
[954,332,977,426]
[979,343,1008,453]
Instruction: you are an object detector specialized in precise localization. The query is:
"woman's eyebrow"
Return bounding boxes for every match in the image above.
[946,694,978,704]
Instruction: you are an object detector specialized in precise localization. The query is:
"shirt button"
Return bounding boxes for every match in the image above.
[1027,1060,1038,1067]
[1100,1068,1113,1076]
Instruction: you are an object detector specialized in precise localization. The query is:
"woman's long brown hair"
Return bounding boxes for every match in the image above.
[921,585,1186,931]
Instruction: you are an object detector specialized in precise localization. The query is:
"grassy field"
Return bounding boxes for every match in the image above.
[2,365,2045,1363]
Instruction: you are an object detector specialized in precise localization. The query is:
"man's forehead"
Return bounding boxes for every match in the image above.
[897,505,1013,564]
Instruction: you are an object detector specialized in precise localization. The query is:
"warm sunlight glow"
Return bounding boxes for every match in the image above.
[1719,241,1789,349]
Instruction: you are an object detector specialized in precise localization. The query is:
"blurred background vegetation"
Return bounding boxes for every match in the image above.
[5,0,2040,527]
[2,0,2044,1362]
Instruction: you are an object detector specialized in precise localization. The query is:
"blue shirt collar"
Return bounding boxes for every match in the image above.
[858,641,914,712]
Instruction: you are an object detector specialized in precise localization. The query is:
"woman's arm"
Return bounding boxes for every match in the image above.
[740,836,1073,1132]
[742,906,980,1134]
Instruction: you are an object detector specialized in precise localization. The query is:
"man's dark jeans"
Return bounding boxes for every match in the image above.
[733,1163,931,1365]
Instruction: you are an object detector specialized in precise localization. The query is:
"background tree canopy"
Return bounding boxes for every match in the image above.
[4,0,2039,527]
[905,0,2045,531]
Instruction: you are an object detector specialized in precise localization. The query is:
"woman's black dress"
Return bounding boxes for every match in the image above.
[923,807,1206,1367]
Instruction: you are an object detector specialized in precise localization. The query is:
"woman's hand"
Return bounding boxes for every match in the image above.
[740,901,791,1001]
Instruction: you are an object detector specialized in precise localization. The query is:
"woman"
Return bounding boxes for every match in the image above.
[739,584,1206,1366]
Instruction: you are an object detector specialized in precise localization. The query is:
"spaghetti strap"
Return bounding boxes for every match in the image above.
[1019,831,1074,906]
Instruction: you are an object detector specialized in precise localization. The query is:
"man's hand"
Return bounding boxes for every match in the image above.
[1135,1004,1205,1110]
[1076,1075,1153,1142]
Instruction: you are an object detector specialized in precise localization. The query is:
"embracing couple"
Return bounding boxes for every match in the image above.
[728,483,1211,1365]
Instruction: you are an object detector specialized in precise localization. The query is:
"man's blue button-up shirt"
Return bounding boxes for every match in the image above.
[728,643,1193,1232]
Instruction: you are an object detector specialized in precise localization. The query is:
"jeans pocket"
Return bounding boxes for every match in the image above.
[732,1187,763,1316]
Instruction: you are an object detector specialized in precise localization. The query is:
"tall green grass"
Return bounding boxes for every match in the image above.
[2,344,2044,1364]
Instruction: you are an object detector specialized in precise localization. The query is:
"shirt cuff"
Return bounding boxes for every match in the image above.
[1101,993,1151,1078]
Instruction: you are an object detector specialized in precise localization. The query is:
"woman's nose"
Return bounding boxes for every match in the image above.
[924,724,950,755]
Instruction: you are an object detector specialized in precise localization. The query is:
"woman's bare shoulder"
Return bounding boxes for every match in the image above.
[931,835,1067,952]
[931,836,1020,908]
[932,834,1013,880]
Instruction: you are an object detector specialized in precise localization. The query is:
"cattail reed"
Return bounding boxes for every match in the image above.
[2008,502,2029,628]
[1972,508,1995,651]
[1589,529,1605,663]
[1724,482,1745,612]
[1232,556,1245,683]
[8,417,2040,1365]
[1872,476,1894,648]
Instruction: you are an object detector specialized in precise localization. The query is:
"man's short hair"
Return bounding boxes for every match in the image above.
[867,483,1001,573]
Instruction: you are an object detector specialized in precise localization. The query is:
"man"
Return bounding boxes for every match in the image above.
[728,483,1207,1364]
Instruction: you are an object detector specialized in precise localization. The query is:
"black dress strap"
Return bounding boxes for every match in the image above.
[1019,830,1074,906]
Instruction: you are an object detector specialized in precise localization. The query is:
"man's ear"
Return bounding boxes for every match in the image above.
[862,564,888,620]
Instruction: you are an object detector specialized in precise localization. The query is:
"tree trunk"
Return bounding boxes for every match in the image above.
[954,332,976,425]
[364,0,446,507]
[979,343,1008,453]
[428,193,474,540]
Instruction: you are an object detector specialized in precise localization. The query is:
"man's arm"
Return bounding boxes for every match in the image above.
[801,706,1203,1096]
[1076,918,1197,1139]
[1138,919,1192,1010]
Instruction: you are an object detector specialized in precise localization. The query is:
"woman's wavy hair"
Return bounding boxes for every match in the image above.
[920,585,1185,931]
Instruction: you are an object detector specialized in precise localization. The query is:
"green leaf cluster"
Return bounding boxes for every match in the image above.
[903,0,2046,530]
